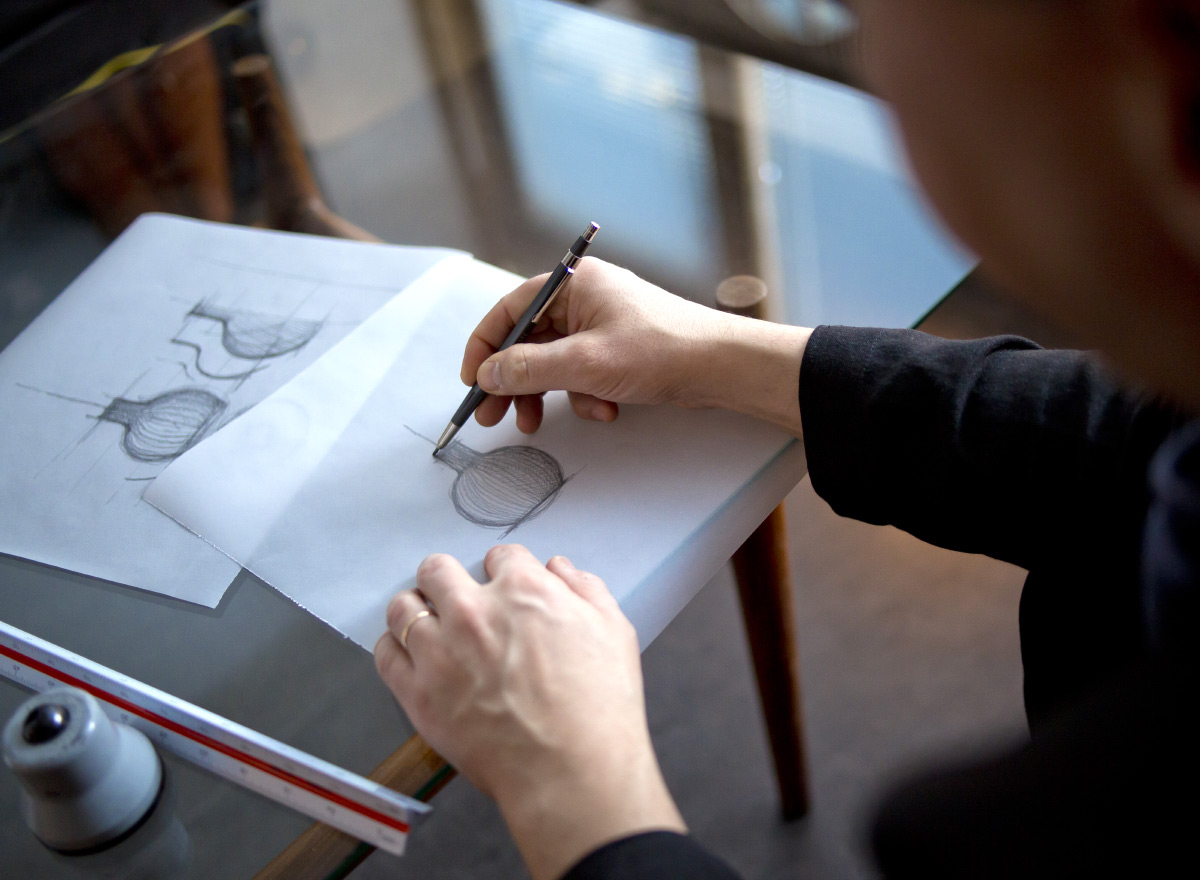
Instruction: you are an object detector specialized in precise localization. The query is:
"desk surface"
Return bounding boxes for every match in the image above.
[0,1,970,876]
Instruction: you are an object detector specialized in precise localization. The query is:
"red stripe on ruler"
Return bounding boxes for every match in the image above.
[0,640,410,835]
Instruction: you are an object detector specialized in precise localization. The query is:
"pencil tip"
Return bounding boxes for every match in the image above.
[433,422,459,453]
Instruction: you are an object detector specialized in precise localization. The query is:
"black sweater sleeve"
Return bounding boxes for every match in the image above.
[799,326,1185,572]
[560,831,740,880]
[560,327,1188,880]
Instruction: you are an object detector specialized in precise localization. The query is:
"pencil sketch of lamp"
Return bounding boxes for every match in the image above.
[187,302,322,360]
[99,387,227,462]
[433,440,571,536]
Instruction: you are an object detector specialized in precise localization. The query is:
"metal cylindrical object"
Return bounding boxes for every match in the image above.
[3,687,163,853]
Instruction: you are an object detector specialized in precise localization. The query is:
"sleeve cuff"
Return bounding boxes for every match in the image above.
[560,830,742,880]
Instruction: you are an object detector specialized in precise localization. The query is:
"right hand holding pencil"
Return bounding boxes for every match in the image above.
[462,257,811,438]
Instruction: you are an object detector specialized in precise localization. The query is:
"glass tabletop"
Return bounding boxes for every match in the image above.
[0,1,971,877]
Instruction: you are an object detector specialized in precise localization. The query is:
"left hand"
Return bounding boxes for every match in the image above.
[375,545,684,880]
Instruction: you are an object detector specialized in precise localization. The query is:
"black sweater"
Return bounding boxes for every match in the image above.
[563,325,1198,879]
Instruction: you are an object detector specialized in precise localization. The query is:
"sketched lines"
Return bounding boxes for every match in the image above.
[98,388,227,463]
[186,302,322,359]
[433,439,571,537]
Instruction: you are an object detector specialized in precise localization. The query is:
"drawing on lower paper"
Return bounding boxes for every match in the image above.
[187,302,323,359]
[99,387,228,462]
[18,383,228,465]
[169,302,325,384]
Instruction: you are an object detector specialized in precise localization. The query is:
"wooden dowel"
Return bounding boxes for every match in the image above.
[252,734,454,880]
[715,275,769,318]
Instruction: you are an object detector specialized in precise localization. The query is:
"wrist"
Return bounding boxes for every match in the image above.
[495,744,685,880]
[694,316,811,436]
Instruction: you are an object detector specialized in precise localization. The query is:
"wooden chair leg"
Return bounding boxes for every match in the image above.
[731,503,810,819]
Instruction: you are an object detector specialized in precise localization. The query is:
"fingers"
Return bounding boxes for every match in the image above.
[413,553,478,619]
[461,274,551,385]
[546,555,620,612]
[373,630,411,697]
[474,388,613,432]
[483,543,543,581]
[473,393,513,427]
[514,393,544,434]
[375,588,428,688]
[567,391,618,423]
[384,589,439,650]
[481,546,621,616]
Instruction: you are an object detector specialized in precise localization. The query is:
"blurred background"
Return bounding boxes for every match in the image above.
[0,2,1062,877]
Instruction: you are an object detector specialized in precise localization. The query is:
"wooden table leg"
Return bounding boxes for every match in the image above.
[716,275,810,819]
[252,735,454,880]
[731,503,810,819]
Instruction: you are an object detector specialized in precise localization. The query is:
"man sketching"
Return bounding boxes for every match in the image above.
[375,1,1200,876]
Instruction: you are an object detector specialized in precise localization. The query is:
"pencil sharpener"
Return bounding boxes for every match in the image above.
[2,686,163,853]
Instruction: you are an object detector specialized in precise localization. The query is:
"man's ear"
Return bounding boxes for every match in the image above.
[1133,0,1200,179]
[1115,0,1200,265]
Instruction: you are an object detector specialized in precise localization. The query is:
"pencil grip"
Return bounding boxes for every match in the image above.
[451,385,489,428]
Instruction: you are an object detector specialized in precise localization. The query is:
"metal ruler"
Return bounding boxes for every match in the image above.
[0,619,429,856]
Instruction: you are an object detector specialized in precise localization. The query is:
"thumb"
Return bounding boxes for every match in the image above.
[478,336,595,397]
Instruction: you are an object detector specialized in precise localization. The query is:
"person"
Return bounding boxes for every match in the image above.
[374,1,1200,877]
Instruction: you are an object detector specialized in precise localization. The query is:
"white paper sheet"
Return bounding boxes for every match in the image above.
[148,256,806,648]
[0,214,464,606]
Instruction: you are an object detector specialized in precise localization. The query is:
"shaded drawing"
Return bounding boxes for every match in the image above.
[99,388,227,462]
[17,383,228,464]
[187,302,322,360]
[168,338,267,381]
[409,428,571,536]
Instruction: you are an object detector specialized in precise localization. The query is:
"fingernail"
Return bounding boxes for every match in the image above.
[481,361,502,392]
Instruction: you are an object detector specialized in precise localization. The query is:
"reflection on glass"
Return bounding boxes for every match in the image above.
[480,0,721,287]
[758,64,974,327]
[479,0,970,327]
[725,0,857,45]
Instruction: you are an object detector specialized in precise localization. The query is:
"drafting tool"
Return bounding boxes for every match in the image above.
[433,221,599,455]
[0,619,429,855]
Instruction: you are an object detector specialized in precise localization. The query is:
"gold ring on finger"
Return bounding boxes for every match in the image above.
[399,609,434,651]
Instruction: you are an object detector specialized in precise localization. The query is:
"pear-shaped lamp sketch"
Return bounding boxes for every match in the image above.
[98,388,227,462]
[188,302,322,360]
[431,439,572,537]
[17,383,228,465]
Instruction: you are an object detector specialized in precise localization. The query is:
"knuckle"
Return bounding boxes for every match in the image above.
[441,588,474,620]
[573,337,604,371]
[374,639,398,679]
[417,553,451,580]
[509,568,557,605]
[507,347,533,386]
[385,596,407,632]
[459,600,488,631]
[487,543,526,566]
